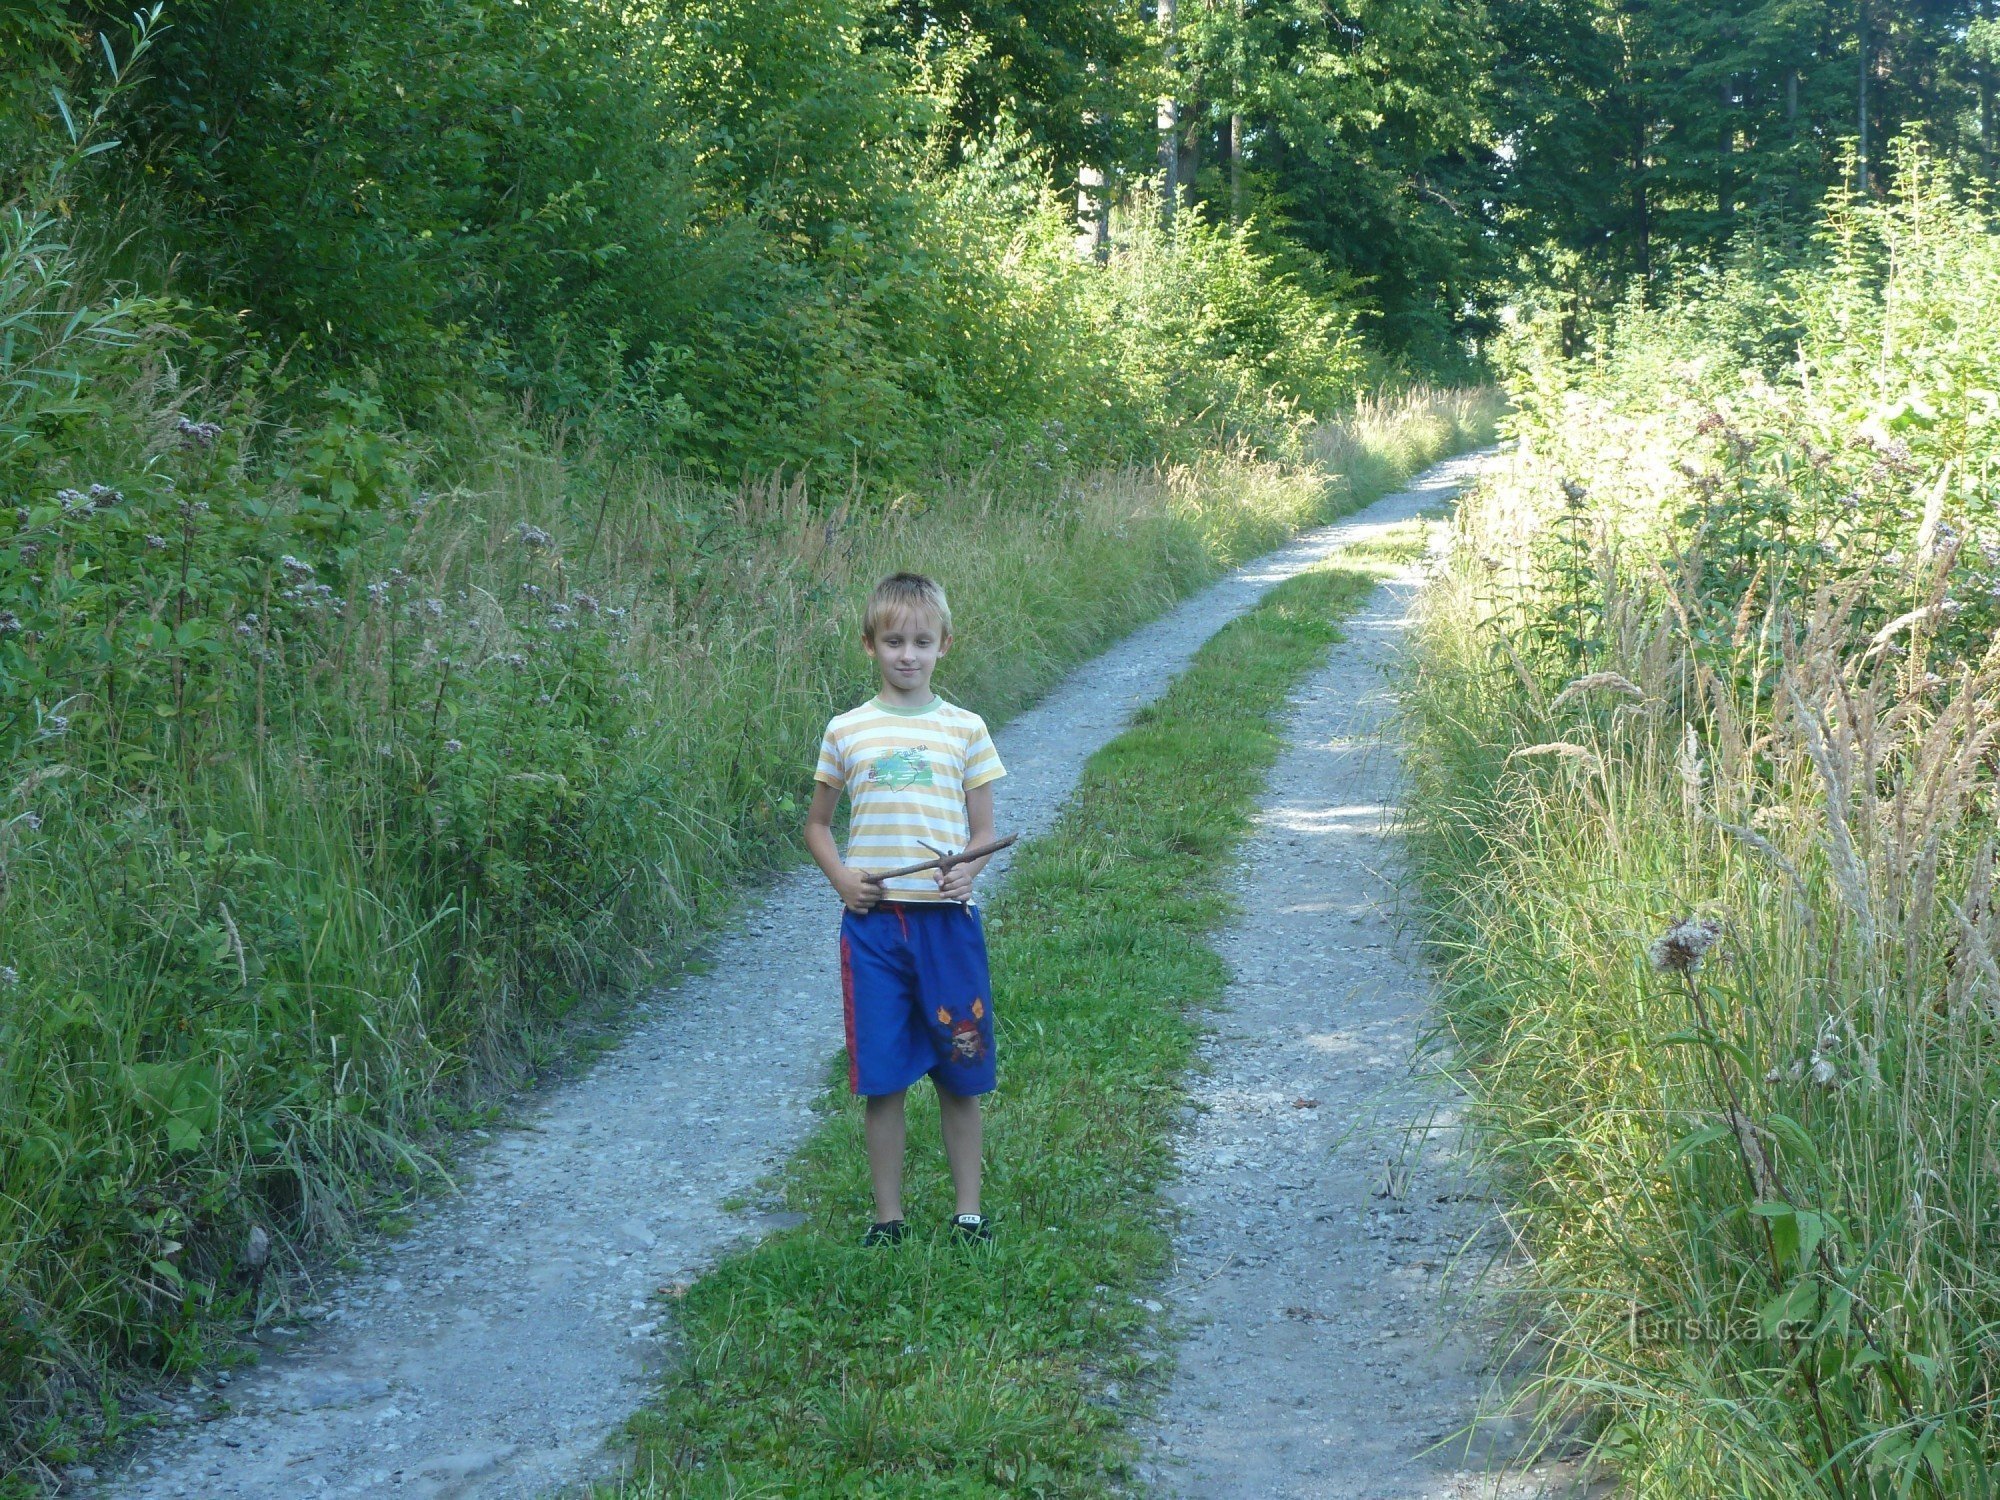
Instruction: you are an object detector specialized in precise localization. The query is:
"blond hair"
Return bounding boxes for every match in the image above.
[863,572,951,641]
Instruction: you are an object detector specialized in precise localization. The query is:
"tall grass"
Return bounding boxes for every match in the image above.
[1405,154,2000,1497]
[0,376,1496,1481]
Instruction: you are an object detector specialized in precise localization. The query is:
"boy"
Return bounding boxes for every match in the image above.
[805,572,1004,1247]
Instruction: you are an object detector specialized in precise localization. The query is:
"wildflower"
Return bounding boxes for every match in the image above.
[146,534,168,551]
[235,620,258,639]
[0,612,20,635]
[521,583,544,600]
[280,554,315,578]
[515,522,554,549]
[1649,917,1721,975]
[88,484,122,508]
[177,498,210,519]
[574,593,599,616]
[366,581,391,604]
[500,653,527,669]
[377,743,394,758]
[0,965,15,986]
[443,738,463,753]
[547,601,573,616]
[605,606,628,621]
[18,543,40,563]
[11,506,25,524]
[175,416,224,449]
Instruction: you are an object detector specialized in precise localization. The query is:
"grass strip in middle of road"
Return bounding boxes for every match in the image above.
[615,555,1399,1497]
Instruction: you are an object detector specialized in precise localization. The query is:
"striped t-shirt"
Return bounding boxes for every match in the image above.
[814,696,1006,902]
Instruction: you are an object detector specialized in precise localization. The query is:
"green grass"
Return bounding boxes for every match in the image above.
[608,559,1392,1497]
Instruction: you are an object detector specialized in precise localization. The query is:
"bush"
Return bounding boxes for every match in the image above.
[1410,146,2000,1495]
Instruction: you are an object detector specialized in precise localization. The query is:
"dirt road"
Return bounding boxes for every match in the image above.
[94,454,1492,1500]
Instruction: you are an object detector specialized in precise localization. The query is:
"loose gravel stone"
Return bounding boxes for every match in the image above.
[90,453,1490,1500]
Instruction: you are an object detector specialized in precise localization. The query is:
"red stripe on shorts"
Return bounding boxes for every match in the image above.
[839,930,858,1093]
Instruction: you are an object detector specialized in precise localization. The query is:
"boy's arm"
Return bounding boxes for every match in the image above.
[935,782,998,902]
[806,781,880,913]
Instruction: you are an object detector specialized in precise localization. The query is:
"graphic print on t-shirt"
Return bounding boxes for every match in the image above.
[870,745,935,790]
[814,697,1006,900]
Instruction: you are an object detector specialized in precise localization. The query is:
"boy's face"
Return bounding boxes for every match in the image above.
[865,607,949,701]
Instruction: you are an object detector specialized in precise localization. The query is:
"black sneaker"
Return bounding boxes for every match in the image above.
[949,1213,993,1244]
[861,1219,908,1247]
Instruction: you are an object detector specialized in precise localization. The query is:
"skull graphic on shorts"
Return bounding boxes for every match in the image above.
[937,996,988,1062]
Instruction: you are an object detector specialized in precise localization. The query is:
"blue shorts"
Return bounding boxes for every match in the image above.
[840,902,997,1098]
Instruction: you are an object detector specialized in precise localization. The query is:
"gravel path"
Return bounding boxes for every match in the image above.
[90,452,1492,1500]
[1133,536,1577,1499]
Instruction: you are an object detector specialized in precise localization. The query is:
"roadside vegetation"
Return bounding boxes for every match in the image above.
[1405,154,2000,1495]
[610,559,1393,1496]
[0,18,1495,1470]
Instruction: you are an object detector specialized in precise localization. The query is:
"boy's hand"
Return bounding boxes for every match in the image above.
[936,861,976,903]
[835,865,882,914]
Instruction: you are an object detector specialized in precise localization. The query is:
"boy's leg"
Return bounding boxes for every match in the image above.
[864,1089,909,1223]
[935,1084,982,1217]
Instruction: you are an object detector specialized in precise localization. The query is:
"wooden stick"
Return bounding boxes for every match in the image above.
[860,834,1018,884]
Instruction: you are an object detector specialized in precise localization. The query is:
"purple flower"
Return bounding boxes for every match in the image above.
[175,416,224,449]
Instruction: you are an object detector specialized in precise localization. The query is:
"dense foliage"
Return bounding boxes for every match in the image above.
[1407,159,2000,1494]
[1482,0,2000,325]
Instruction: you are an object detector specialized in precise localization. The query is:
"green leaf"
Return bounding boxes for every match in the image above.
[1666,1123,1732,1164]
[148,1259,185,1288]
[1751,1200,1801,1266]
[1758,1277,1818,1338]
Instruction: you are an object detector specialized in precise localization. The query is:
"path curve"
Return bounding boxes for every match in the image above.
[1134,532,1575,1497]
[94,452,1492,1500]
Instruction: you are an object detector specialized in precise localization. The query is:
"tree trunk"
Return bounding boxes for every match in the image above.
[1857,0,1870,194]
[1077,107,1109,262]
[1229,0,1244,225]
[1634,111,1650,286]
[1719,76,1734,220]
[1181,112,1202,205]
[1984,1,1996,181]
[1230,111,1243,224]
[1159,0,1180,229]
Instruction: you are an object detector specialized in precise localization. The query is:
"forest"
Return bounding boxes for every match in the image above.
[8,0,2000,1493]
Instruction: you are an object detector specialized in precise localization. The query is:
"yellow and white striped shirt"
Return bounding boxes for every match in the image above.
[815,696,1006,901]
